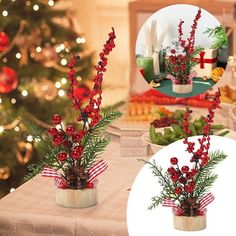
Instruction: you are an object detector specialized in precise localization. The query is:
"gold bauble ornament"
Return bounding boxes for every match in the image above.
[33,78,57,101]
[0,166,10,180]
[16,141,33,165]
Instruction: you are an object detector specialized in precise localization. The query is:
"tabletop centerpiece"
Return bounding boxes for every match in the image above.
[25,28,122,208]
[143,89,227,231]
[166,8,202,94]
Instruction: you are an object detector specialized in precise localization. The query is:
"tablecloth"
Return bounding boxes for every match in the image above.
[0,138,147,236]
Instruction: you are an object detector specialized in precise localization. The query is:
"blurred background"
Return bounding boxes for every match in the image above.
[0,0,236,198]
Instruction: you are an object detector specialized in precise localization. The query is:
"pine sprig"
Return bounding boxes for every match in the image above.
[81,136,110,170]
[193,151,226,198]
[148,196,164,210]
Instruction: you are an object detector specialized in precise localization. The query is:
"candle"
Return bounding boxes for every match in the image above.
[136,56,154,83]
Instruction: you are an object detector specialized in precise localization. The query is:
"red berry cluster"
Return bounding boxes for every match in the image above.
[168,157,197,195]
[47,28,116,166]
[67,28,116,129]
[48,114,84,163]
[183,89,221,167]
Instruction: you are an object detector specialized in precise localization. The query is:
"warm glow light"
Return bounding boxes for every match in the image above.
[33,4,39,11]
[81,37,86,43]
[60,44,65,50]
[76,37,86,44]
[0,126,4,133]
[14,126,20,132]
[48,0,54,6]
[61,78,67,84]
[60,59,67,66]
[26,1,31,6]
[16,53,21,59]
[2,10,8,17]
[0,98,2,104]
[22,90,28,97]
[11,98,16,104]
[27,135,33,142]
[10,188,15,193]
[55,81,61,88]
[55,46,61,53]
[3,57,7,63]
[58,89,65,97]
[36,46,42,53]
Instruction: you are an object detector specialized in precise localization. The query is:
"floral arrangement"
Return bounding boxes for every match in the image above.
[166,8,203,85]
[144,89,227,216]
[25,28,122,189]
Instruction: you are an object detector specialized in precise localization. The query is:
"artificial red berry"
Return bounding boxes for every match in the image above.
[74,145,83,153]
[52,114,62,125]
[186,172,194,179]
[57,152,67,162]
[72,134,80,142]
[170,157,178,165]
[71,150,82,160]
[66,125,76,136]
[171,173,179,182]
[53,136,63,146]
[175,187,182,194]
[167,167,176,175]
[179,177,187,184]
[181,166,189,173]
[48,127,58,136]
[63,140,73,148]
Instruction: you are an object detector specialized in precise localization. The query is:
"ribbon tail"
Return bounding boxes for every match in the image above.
[88,160,108,183]
[199,192,215,211]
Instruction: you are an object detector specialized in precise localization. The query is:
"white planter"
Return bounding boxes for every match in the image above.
[55,187,98,208]
[172,83,193,94]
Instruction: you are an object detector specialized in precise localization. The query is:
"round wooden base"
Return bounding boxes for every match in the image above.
[172,83,193,94]
[173,214,206,231]
[55,187,98,208]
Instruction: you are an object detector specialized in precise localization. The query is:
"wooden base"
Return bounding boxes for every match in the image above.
[172,83,193,94]
[173,214,206,231]
[55,187,98,208]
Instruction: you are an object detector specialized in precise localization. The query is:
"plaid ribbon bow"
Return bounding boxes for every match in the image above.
[41,160,108,189]
[162,192,215,216]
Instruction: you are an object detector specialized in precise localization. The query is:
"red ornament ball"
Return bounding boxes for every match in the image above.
[52,114,62,125]
[48,127,58,136]
[66,125,76,136]
[181,166,189,173]
[170,157,178,165]
[53,136,63,146]
[0,32,10,52]
[57,152,67,162]
[0,67,18,94]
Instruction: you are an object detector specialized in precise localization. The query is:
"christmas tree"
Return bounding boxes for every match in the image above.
[0,0,93,197]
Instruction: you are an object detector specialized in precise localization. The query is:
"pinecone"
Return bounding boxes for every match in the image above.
[180,198,200,216]
[64,165,89,189]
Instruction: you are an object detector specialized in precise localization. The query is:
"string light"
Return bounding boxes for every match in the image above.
[48,0,54,6]
[26,1,31,6]
[33,4,39,11]
[55,81,61,88]
[2,57,7,63]
[16,53,21,59]
[60,59,67,66]
[36,46,42,53]
[76,37,86,44]
[58,89,65,97]
[0,126,4,134]
[22,90,28,97]
[35,137,41,142]
[2,10,8,17]
[27,135,33,142]
[61,78,67,84]
[11,98,16,104]
[10,188,15,193]
[55,46,61,53]
[14,126,20,132]
[0,98,2,104]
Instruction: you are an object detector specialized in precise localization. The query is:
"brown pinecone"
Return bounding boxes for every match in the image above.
[180,198,200,216]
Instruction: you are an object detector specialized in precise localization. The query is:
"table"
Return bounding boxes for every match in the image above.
[0,138,147,236]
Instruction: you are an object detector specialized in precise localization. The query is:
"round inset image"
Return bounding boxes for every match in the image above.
[127,135,236,235]
[136,4,228,98]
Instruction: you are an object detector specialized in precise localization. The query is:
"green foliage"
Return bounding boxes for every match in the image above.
[24,109,122,180]
[193,150,227,199]
[204,26,228,49]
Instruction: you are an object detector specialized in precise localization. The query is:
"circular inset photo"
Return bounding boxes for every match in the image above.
[127,135,236,235]
[136,4,228,98]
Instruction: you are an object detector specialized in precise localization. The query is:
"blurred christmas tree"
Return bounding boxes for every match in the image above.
[0,0,93,197]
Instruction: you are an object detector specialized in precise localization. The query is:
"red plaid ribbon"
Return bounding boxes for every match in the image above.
[41,160,107,189]
[162,192,214,216]
[166,71,196,84]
